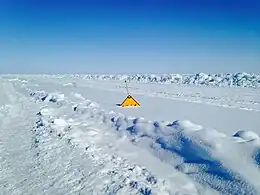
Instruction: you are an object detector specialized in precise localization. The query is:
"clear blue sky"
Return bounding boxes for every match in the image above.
[0,0,259,74]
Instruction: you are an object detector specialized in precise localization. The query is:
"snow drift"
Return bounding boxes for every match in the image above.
[26,83,260,194]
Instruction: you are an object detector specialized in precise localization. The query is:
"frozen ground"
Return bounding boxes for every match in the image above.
[1,73,260,195]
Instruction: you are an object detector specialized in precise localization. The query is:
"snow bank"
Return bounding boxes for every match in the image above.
[112,117,260,194]
[79,72,260,88]
[31,96,202,194]
[28,87,260,194]
[27,88,219,194]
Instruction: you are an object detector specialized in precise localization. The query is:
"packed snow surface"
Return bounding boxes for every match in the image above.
[1,73,260,195]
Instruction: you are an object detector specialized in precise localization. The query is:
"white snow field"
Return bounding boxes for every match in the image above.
[1,73,260,195]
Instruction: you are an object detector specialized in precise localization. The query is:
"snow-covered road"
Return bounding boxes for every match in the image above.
[1,75,260,195]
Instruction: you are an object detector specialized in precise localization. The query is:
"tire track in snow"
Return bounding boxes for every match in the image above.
[0,81,43,195]
[114,83,260,112]
[42,77,260,112]
[19,77,260,112]
[17,77,260,137]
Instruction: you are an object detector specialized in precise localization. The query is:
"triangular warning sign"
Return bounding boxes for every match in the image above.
[120,95,140,107]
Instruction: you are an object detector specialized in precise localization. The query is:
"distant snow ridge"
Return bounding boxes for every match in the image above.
[80,72,260,88]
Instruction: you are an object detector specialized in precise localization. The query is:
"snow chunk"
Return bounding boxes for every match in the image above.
[115,116,128,131]
[63,82,75,86]
[40,108,55,116]
[73,93,85,100]
[53,118,69,128]
[233,130,260,141]
[87,102,99,108]
[170,120,203,131]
